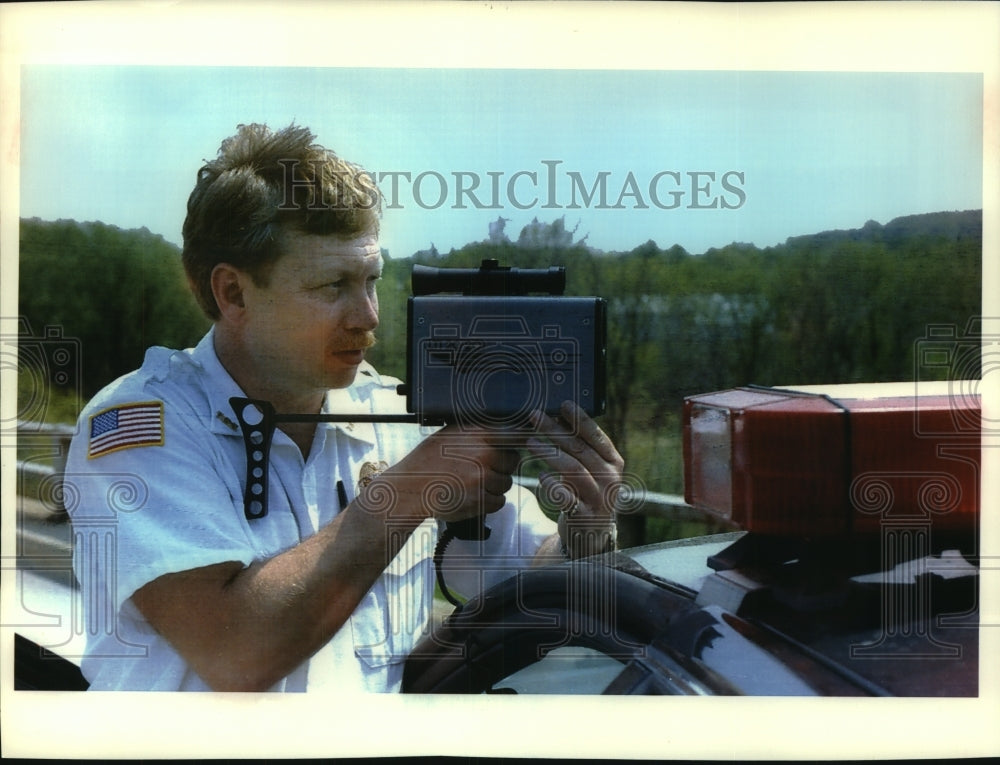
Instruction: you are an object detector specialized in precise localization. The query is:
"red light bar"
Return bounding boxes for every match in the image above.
[683,382,980,538]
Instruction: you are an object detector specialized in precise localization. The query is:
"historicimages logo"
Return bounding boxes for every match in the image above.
[278,158,747,212]
[914,317,999,437]
[1,316,82,436]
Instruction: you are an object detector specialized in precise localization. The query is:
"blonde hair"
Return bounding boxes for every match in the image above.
[181,123,382,319]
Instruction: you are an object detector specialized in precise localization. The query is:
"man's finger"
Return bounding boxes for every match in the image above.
[559,401,622,466]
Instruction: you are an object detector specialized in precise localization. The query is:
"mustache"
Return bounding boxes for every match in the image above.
[330,331,377,352]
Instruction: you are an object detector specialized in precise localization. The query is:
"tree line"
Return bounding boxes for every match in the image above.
[18,210,982,480]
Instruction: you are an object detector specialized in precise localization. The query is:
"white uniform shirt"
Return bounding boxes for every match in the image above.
[65,329,556,692]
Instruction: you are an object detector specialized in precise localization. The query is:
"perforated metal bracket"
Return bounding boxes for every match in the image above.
[231,397,277,519]
[229,396,422,520]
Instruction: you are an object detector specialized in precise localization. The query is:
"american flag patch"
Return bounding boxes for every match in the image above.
[87,401,164,458]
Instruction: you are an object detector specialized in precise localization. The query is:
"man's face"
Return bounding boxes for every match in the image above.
[240,230,382,396]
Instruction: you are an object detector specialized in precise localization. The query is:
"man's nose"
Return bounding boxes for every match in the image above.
[346,291,379,330]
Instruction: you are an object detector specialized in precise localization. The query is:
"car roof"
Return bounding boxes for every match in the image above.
[616,531,979,696]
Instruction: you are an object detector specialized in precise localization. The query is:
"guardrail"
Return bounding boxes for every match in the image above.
[15,420,75,515]
[514,475,730,548]
[15,421,727,551]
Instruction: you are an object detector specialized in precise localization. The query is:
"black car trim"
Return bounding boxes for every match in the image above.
[402,561,736,694]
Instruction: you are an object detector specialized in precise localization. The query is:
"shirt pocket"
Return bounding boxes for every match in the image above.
[351,524,436,669]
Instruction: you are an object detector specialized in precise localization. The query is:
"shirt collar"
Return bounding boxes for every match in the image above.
[193,327,378,445]
[322,387,377,445]
[189,328,250,437]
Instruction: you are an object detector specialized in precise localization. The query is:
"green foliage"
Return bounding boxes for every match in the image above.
[364,253,412,381]
[18,219,210,412]
[16,368,83,425]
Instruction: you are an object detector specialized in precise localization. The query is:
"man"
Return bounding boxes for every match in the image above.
[65,123,622,692]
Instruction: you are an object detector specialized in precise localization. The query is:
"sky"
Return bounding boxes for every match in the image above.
[18,66,983,259]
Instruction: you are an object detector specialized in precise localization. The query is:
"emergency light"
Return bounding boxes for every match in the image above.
[683,382,980,538]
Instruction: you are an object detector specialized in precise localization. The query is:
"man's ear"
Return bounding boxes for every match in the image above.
[210,263,248,322]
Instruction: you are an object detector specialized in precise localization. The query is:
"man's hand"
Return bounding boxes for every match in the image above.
[527,400,624,559]
[356,425,520,528]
